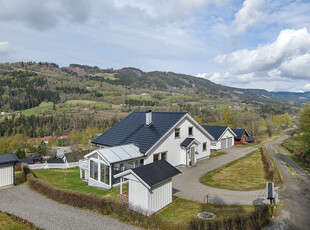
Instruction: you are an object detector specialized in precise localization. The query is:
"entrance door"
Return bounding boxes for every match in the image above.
[190,146,196,166]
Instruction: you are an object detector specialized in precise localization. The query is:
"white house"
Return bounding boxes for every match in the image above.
[114,160,181,216]
[80,111,214,188]
[0,153,19,188]
[92,111,214,168]
[202,126,236,150]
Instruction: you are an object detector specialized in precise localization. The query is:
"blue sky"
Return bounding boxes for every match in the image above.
[0,0,309,92]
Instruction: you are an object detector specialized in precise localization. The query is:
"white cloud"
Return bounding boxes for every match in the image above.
[232,0,264,35]
[215,28,310,79]
[0,41,12,56]
[0,0,90,30]
[303,83,310,91]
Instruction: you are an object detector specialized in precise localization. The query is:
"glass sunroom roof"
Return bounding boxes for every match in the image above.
[92,144,143,165]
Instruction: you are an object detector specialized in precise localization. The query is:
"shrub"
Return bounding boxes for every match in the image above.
[188,205,270,230]
[261,147,274,180]
[22,165,182,230]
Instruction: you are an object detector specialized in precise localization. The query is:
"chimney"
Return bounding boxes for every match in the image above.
[146,110,152,126]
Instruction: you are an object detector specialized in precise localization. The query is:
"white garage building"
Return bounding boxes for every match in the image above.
[202,126,236,150]
[115,160,181,216]
[0,153,19,188]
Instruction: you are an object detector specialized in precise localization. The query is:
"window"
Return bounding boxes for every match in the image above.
[153,154,159,162]
[175,128,180,138]
[90,160,94,179]
[203,142,207,151]
[188,127,193,136]
[100,163,109,185]
[94,162,98,180]
[161,152,167,161]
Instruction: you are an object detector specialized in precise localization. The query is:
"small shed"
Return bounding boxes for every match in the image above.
[0,153,19,188]
[115,160,181,216]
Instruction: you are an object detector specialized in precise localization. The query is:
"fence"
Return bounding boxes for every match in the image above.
[28,162,79,170]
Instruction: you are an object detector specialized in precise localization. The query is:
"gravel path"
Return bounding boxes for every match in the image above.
[172,145,268,205]
[265,131,310,230]
[0,184,140,230]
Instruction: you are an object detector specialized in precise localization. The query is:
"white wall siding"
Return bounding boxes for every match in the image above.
[127,174,149,214]
[148,179,172,215]
[145,116,211,166]
[0,165,14,187]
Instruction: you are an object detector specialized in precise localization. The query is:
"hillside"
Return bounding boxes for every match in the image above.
[0,62,308,117]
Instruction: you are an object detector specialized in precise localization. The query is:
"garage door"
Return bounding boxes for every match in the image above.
[227,137,233,147]
[221,139,227,149]
[0,165,14,187]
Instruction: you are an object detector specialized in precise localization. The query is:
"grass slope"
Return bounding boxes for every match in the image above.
[21,102,53,116]
[0,212,35,230]
[33,168,125,200]
[200,149,281,190]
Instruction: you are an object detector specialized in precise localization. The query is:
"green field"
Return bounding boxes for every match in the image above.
[94,73,117,80]
[21,102,53,116]
[64,100,120,109]
[200,149,282,190]
[33,168,125,200]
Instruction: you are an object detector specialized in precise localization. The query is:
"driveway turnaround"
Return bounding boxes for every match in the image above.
[172,145,268,205]
[0,184,140,230]
[265,131,310,230]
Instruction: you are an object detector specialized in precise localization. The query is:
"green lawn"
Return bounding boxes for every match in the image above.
[33,168,126,200]
[21,102,53,116]
[15,171,27,185]
[0,211,35,230]
[157,198,256,226]
[235,143,259,148]
[64,100,120,109]
[200,149,282,190]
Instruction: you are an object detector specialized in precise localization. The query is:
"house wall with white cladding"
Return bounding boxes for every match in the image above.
[0,165,14,187]
[148,179,172,215]
[144,115,211,166]
[126,174,149,214]
[210,140,221,150]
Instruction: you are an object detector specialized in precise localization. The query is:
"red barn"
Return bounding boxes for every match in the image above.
[232,129,250,145]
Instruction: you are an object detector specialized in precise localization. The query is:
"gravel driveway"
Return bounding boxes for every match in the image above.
[0,184,140,230]
[172,145,268,205]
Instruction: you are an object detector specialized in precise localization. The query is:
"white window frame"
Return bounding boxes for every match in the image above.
[175,128,180,138]
[188,126,193,136]
[202,142,207,151]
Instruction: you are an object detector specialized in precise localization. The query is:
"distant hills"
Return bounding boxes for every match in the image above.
[0,62,308,114]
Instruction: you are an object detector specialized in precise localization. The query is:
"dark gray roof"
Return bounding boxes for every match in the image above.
[18,158,34,164]
[248,136,255,142]
[0,153,19,165]
[132,160,181,188]
[232,129,249,140]
[202,126,228,140]
[92,112,187,153]
[180,138,195,147]
[46,158,64,164]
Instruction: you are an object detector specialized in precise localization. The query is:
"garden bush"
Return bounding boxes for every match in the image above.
[188,205,270,230]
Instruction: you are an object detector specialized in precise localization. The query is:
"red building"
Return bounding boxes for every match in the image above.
[232,129,250,145]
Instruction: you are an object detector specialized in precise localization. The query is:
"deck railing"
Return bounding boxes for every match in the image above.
[28,162,79,170]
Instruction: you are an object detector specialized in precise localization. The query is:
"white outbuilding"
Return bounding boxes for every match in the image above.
[202,126,236,150]
[115,160,181,216]
[0,153,19,188]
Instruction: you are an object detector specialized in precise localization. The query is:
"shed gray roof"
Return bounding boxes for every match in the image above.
[231,129,249,140]
[131,160,181,188]
[180,138,195,147]
[87,144,143,165]
[202,126,228,140]
[0,153,19,165]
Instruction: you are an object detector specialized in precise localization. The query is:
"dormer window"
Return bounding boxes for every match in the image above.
[188,127,193,136]
[175,128,180,138]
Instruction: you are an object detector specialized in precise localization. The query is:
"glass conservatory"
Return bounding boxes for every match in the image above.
[79,144,144,189]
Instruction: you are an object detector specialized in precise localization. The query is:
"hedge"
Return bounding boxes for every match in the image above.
[22,165,181,230]
[22,165,271,230]
[261,147,274,180]
[188,205,270,230]
[0,210,43,230]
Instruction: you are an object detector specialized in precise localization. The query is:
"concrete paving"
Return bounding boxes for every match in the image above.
[172,145,269,205]
[0,184,140,230]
